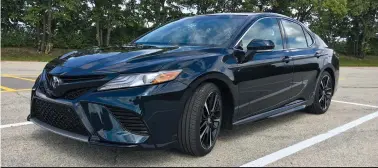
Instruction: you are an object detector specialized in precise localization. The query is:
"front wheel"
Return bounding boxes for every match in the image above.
[306,71,334,114]
[178,83,222,156]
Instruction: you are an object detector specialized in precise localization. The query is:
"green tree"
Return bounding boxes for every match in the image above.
[310,0,348,48]
[346,0,378,58]
[53,1,93,48]
[1,0,25,31]
[140,0,184,28]
[291,0,317,22]
[178,0,218,14]
[22,0,83,53]
[2,0,378,58]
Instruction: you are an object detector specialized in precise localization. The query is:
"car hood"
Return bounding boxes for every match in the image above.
[45,45,221,76]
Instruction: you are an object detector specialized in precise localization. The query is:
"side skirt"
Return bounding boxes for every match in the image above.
[232,100,307,126]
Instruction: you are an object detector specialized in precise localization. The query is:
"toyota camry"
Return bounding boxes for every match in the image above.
[28,13,339,156]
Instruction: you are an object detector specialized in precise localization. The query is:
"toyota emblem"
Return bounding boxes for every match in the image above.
[51,76,63,89]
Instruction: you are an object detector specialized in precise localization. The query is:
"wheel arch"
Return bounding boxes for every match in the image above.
[186,72,238,129]
[320,65,336,96]
[324,68,335,92]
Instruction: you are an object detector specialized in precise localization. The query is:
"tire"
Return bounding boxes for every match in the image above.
[306,71,334,114]
[178,83,222,156]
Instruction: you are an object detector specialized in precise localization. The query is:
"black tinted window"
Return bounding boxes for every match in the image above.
[304,30,314,46]
[315,34,328,48]
[239,18,283,51]
[282,20,307,49]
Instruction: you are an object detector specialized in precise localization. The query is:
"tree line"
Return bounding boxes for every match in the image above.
[1,0,378,58]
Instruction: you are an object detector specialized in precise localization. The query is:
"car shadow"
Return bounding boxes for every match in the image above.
[219,111,308,141]
[29,111,309,166]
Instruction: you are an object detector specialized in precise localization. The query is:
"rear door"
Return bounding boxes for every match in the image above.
[280,19,320,101]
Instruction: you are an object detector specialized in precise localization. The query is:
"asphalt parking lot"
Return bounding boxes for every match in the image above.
[1,61,378,167]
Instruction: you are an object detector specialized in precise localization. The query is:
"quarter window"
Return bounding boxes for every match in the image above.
[282,20,307,49]
[304,30,314,46]
[239,18,283,51]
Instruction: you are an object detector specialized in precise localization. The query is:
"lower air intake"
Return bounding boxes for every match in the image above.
[107,106,149,135]
[31,98,88,136]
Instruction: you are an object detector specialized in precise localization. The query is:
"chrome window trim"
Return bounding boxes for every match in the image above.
[233,16,316,50]
[303,29,315,47]
[233,16,283,48]
[280,18,317,50]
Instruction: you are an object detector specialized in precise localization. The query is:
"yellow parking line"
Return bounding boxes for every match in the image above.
[1,74,36,82]
[2,74,39,77]
[0,86,17,92]
[1,88,32,93]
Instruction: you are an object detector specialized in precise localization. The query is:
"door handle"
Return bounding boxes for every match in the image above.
[282,56,291,63]
[315,51,323,58]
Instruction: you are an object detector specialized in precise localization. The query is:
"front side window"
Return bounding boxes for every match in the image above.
[134,15,248,47]
[238,18,284,51]
[282,20,308,49]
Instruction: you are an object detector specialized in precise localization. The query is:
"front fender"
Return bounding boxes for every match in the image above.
[174,56,238,107]
[171,56,239,129]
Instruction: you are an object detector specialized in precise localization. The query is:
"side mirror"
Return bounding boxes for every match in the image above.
[247,39,275,52]
[233,48,246,63]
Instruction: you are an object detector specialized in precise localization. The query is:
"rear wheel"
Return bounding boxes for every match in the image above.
[178,83,222,156]
[306,71,333,114]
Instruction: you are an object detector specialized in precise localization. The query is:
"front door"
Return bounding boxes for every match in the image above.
[234,18,294,120]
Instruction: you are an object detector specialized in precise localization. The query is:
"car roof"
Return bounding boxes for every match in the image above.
[201,12,303,27]
[205,12,289,18]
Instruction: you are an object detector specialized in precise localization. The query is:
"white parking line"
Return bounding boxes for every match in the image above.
[2,100,374,130]
[1,101,374,130]
[0,122,33,129]
[332,100,378,108]
[241,100,378,167]
[1,100,378,167]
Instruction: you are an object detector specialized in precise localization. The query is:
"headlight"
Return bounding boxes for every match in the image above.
[98,69,182,91]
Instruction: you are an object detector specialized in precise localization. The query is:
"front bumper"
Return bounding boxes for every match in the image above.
[28,71,190,149]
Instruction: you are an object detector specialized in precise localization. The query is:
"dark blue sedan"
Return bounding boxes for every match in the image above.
[28,13,339,156]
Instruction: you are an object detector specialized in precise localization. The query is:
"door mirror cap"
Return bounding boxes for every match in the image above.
[247,39,275,52]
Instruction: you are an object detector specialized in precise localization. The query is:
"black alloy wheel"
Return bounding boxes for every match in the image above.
[178,83,223,156]
[306,71,333,114]
[200,92,222,149]
[318,74,333,111]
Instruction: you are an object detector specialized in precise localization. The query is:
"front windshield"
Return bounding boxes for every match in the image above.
[134,15,248,47]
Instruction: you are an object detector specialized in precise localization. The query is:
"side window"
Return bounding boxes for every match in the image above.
[304,30,314,46]
[239,18,283,51]
[282,20,307,49]
[315,34,328,48]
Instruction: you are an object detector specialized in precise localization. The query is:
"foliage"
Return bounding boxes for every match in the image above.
[1,0,378,57]
[309,0,348,48]
[1,47,74,62]
[338,55,378,67]
[345,0,378,58]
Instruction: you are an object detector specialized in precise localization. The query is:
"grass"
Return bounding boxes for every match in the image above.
[1,47,75,62]
[1,47,378,66]
[339,55,378,67]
